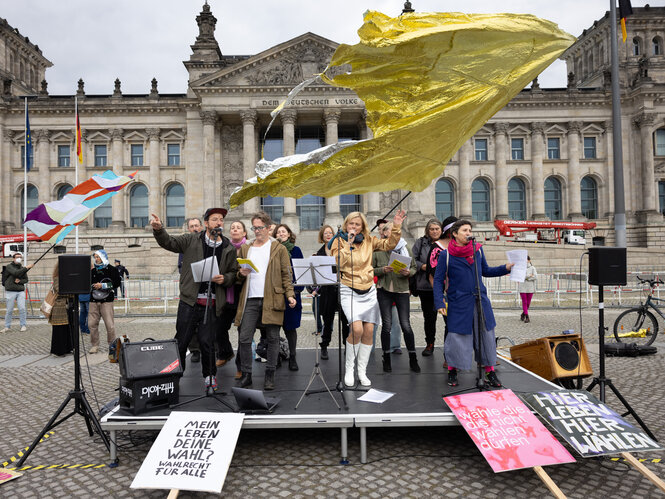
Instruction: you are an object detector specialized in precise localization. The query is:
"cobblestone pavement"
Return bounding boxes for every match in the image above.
[1,304,664,498]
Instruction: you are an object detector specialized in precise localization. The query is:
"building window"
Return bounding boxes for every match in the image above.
[471,178,491,222]
[260,127,283,160]
[581,176,598,219]
[338,126,360,143]
[94,197,112,228]
[167,144,180,166]
[547,137,561,160]
[131,144,144,166]
[511,138,524,160]
[435,178,455,221]
[654,37,662,56]
[633,37,641,56]
[340,194,361,219]
[296,195,325,231]
[56,184,72,200]
[508,178,527,220]
[20,185,39,222]
[295,127,324,154]
[94,145,107,167]
[58,145,70,167]
[655,129,665,156]
[659,181,665,215]
[130,184,149,228]
[260,196,283,224]
[165,183,185,227]
[20,145,34,168]
[474,139,488,161]
[583,137,597,159]
[544,177,562,220]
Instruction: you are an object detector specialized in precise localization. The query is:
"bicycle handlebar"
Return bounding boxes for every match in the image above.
[635,275,662,287]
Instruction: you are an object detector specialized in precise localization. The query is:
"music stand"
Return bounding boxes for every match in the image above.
[292,257,340,410]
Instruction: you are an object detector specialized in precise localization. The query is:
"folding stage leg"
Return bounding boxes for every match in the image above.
[360,427,367,464]
[340,428,348,464]
[109,430,117,462]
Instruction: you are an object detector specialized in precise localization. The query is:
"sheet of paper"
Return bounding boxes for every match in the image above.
[292,256,337,286]
[237,258,259,273]
[388,251,411,272]
[357,388,395,404]
[506,249,528,282]
[191,256,220,282]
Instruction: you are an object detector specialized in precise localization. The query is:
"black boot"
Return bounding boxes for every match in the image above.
[320,344,329,360]
[382,352,392,372]
[524,314,530,324]
[237,372,252,388]
[288,355,299,371]
[264,369,275,391]
[409,352,421,373]
[520,312,525,322]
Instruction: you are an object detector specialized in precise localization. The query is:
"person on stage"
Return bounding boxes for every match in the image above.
[178,217,203,363]
[88,249,121,359]
[373,222,420,374]
[151,208,238,391]
[433,220,514,388]
[328,209,405,387]
[272,223,303,371]
[235,212,296,391]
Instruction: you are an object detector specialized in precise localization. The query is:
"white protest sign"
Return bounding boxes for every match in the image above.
[131,411,244,493]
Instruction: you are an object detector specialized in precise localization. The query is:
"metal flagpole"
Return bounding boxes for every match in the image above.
[610,0,627,248]
[23,97,28,264]
[75,96,79,253]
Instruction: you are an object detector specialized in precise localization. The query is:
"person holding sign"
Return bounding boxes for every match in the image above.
[328,209,405,387]
[235,212,296,391]
[151,208,238,392]
[372,222,420,374]
[433,220,514,388]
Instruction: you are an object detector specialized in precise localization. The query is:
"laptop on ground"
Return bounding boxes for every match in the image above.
[231,387,280,413]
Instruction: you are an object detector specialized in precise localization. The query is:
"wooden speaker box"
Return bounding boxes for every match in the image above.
[510,334,592,381]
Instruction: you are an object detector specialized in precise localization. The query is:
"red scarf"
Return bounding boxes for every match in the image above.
[448,240,482,264]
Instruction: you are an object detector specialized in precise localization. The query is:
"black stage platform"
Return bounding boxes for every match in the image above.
[101,349,560,463]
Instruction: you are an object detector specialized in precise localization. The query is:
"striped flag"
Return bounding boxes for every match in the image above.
[76,111,82,163]
[25,107,32,172]
[619,0,633,43]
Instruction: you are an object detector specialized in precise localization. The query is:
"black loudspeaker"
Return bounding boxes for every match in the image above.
[58,255,91,294]
[588,247,627,286]
[119,339,183,380]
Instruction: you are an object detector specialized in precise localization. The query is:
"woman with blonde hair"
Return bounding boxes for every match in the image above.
[328,209,406,387]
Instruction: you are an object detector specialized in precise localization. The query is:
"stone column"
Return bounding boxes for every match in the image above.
[146,128,161,219]
[0,128,12,232]
[200,111,217,211]
[240,110,259,215]
[35,130,51,205]
[530,122,546,219]
[494,123,509,219]
[110,128,126,230]
[323,109,343,227]
[566,121,583,220]
[458,139,473,219]
[280,110,299,230]
[635,113,658,215]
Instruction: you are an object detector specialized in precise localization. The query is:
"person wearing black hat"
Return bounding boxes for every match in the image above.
[150,207,238,392]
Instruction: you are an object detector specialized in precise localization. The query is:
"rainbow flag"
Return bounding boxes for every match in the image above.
[24,170,136,244]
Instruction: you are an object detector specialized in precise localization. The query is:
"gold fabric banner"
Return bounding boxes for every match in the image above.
[229,10,575,208]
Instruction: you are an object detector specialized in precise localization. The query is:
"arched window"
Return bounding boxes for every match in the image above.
[260,196,283,224]
[165,183,185,227]
[94,198,112,228]
[508,178,526,220]
[653,37,662,56]
[297,195,325,230]
[471,178,490,222]
[544,177,563,220]
[130,184,149,228]
[56,184,72,200]
[435,178,455,221]
[20,185,39,224]
[581,176,598,219]
[633,37,642,56]
[340,194,361,220]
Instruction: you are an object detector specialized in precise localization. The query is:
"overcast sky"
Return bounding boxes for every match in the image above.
[0,0,656,95]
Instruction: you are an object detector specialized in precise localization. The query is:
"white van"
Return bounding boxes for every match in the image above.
[563,230,586,245]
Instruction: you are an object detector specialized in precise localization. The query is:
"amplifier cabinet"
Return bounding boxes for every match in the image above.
[510,334,592,381]
[119,375,180,415]
[119,339,183,381]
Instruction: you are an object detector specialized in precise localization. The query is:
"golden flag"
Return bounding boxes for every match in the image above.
[229,10,575,208]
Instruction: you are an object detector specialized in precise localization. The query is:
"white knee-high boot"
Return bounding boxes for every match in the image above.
[357,343,372,387]
[344,341,358,386]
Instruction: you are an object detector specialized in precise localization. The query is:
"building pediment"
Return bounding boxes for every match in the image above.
[190,33,340,89]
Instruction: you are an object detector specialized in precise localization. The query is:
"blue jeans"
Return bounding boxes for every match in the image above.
[79,300,90,333]
[5,290,26,328]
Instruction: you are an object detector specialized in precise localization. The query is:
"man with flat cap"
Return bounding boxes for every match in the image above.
[150,207,238,391]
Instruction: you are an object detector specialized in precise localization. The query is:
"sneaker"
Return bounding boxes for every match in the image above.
[447,369,458,386]
[204,375,218,391]
[81,330,90,335]
[485,370,502,388]
[20,326,27,332]
[422,344,434,356]
[0,328,9,333]
[89,346,99,354]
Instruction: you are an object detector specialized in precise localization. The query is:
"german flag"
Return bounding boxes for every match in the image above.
[619,0,633,43]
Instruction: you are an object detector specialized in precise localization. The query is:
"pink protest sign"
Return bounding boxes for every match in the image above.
[444,389,575,472]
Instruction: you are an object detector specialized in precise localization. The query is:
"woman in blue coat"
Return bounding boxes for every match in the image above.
[433,220,514,388]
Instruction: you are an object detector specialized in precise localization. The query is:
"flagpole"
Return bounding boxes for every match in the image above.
[23,97,28,265]
[75,96,79,253]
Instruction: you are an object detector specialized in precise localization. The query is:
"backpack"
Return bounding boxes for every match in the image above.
[1,266,9,287]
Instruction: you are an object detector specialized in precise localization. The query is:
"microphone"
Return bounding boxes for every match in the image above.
[469,236,476,241]
[210,227,223,236]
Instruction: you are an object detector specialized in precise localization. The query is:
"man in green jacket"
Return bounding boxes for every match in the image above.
[2,252,33,333]
[151,208,237,392]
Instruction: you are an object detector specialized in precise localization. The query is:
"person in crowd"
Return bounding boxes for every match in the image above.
[151,208,237,391]
[178,217,203,363]
[114,259,129,298]
[373,222,420,373]
[374,219,401,355]
[328,209,405,387]
[433,220,514,388]
[49,261,73,356]
[235,212,296,391]
[518,256,537,323]
[79,290,91,335]
[411,219,443,356]
[272,223,303,371]
[88,249,121,359]
[2,252,33,333]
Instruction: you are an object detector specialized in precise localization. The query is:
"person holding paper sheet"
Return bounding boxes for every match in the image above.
[433,220,513,388]
[151,208,238,392]
[372,222,420,374]
[328,209,405,387]
[518,256,537,323]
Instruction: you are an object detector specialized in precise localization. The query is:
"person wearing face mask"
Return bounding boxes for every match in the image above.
[88,249,121,358]
[2,252,33,333]
[151,208,238,392]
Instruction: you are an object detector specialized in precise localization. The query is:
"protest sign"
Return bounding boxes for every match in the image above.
[522,390,662,457]
[131,411,244,493]
[0,468,22,486]
[444,389,575,472]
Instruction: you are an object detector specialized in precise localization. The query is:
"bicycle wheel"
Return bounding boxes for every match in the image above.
[613,308,659,347]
